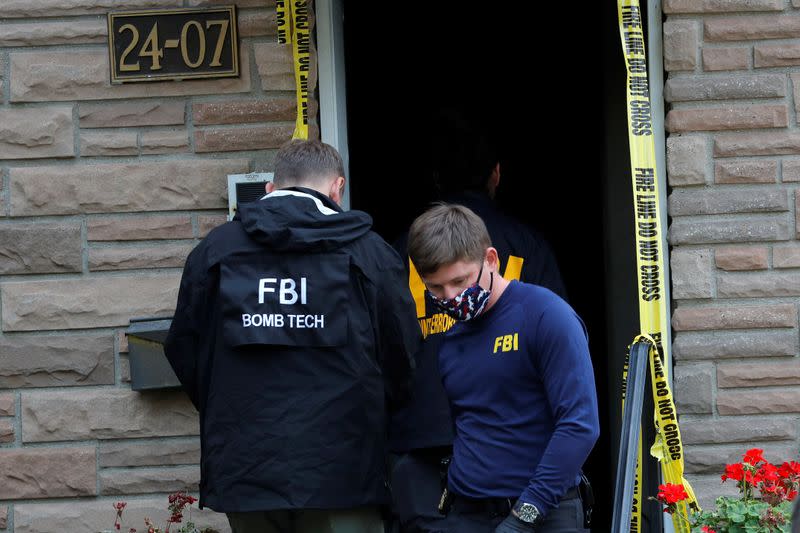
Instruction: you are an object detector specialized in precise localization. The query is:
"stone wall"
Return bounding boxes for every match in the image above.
[0,0,315,530]
[664,0,800,507]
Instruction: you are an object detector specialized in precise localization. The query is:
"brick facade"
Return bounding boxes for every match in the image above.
[665,0,800,508]
[0,0,314,530]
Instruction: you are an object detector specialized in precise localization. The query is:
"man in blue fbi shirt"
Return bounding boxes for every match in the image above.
[406,204,599,533]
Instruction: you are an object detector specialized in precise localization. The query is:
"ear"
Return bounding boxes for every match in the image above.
[265,181,276,194]
[487,163,501,198]
[329,176,346,205]
[485,247,500,271]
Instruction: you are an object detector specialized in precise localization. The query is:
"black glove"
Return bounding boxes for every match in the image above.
[494,513,536,533]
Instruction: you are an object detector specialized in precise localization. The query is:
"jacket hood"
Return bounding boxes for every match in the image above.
[238,187,373,252]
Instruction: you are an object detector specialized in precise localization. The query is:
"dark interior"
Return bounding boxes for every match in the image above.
[340,3,658,530]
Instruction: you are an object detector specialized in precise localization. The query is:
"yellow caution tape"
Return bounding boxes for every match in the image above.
[277,0,310,140]
[276,0,290,44]
[617,1,699,530]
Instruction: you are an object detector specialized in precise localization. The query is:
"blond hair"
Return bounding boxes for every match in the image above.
[407,204,491,275]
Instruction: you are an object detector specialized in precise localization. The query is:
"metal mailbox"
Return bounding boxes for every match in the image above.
[126,316,180,391]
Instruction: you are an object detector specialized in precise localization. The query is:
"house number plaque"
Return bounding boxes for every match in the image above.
[108,6,239,83]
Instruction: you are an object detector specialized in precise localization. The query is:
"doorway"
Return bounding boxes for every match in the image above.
[339,3,648,530]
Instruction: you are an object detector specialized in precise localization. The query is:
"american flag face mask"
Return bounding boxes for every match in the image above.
[427,263,494,322]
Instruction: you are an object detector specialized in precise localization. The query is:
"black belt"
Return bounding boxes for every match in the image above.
[450,486,580,517]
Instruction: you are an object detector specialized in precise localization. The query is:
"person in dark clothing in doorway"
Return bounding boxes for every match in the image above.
[165,140,420,533]
[407,204,599,533]
[389,111,568,533]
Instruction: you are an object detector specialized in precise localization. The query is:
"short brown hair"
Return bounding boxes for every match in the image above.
[273,139,345,187]
[408,204,491,275]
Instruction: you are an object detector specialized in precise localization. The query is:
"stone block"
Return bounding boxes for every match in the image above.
[702,47,750,71]
[664,0,783,12]
[783,159,800,182]
[198,214,228,237]
[100,465,199,495]
[669,189,787,215]
[10,48,251,102]
[99,439,200,467]
[685,443,798,474]
[10,159,249,216]
[671,249,714,299]
[797,192,800,238]
[0,395,14,417]
[79,101,185,128]
[664,20,698,71]
[193,98,296,125]
[755,43,800,67]
[715,246,768,271]
[0,506,6,529]
[672,304,797,331]
[774,245,800,268]
[80,131,138,157]
[667,135,708,186]
[89,243,193,271]
[0,106,74,160]
[674,363,713,414]
[253,43,295,91]
[718,389,800,415]
[786,75,800,119]
[1,274,180,331]
[673,330,797,360]
[706,15,800,41]
[0,421,13,443]
[715,131,800,157]
[718,272,800,297]
[715,160,777,184]
[666,104,787,132]
[239,9,278,37]
[718,361,800,387]
[0,334,113,388]
[689,473,741,509]
[0,0,181,17]
[14,498,231,533]
[140,130,189,155]
[0,447,95,499]
[254,42,317,91]
[118,329,129,353]
[195,124,294,152]
[665,74,785,102]
[681,415,796,444]
[0,19,105,46]
[22,389,198,442]
[0,222,82,275]
[120,355,131,382]
[88,215,193,241]
[669,217,791,244]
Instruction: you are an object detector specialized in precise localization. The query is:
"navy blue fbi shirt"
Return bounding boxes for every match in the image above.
[388,193,567,453]
[221,252,349,348]
[440,281,599,517]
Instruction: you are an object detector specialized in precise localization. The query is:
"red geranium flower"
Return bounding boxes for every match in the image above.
[722,463,744,482]
[743,448,765,466]
[657,483,689,505]
[759,463,780,483]
[701,526,717,533]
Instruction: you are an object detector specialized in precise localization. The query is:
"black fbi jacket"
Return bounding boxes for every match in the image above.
[164,187,420,513]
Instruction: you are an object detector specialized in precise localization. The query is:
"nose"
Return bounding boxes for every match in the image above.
[442,286,463,300]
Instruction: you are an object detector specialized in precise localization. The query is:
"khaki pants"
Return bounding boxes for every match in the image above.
[227,507,385,533]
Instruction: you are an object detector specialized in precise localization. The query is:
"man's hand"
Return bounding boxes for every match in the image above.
[494,512,536,533]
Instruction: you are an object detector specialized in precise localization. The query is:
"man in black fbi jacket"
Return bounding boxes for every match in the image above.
[389,111,568,533]
[165,140,420,533]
